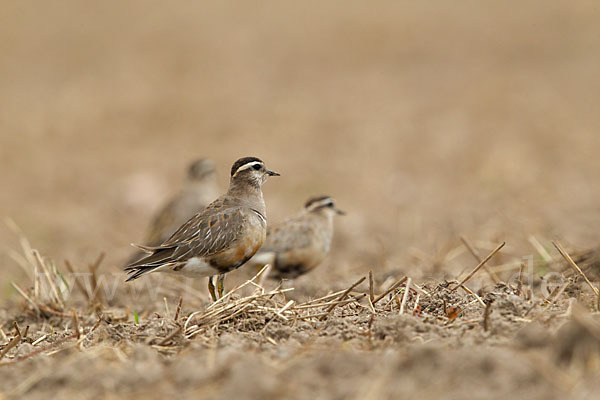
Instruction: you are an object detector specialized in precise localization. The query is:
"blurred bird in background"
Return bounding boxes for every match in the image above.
[126,158,218,264]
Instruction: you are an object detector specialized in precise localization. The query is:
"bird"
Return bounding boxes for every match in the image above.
[124,156,280,301]
[249,196,344,282]
[126,158,219,265]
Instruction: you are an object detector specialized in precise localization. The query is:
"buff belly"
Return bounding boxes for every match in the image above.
[210,222,266,273]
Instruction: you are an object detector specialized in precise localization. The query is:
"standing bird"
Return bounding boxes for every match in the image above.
[127,158,219,264]
[125,157,279,300]
[250,196,345,282]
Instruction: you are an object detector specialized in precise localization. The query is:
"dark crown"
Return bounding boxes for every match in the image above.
[304,196,333,209]
[230,157,264,176]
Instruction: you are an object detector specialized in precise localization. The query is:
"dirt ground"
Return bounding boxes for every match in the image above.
[1,1,600,399]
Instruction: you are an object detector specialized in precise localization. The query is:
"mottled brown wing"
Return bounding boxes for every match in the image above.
[161,206,247,255]
[126,205,248,271]
[260,218,313,253]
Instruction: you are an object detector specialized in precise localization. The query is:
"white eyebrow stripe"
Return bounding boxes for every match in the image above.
[233,161,264,176]
[307,199,333,210]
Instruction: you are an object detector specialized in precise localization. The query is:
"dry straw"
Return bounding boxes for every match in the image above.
[452,242,506,291]
[184,269,368,338]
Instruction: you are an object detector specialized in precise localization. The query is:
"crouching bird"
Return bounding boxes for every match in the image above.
[249,196,344,283]
[126,158,219,265]
[124,156,279,301]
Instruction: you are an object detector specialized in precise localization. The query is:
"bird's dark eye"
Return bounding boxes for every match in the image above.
[327,202,334,207]
[252,164,262,170]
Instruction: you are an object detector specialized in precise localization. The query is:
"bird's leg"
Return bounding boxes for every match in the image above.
[208,276,217,302]
[217,274,225,298]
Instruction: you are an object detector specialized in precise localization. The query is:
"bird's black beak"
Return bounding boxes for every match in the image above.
[267,170,280,176]
[335,207,346,215]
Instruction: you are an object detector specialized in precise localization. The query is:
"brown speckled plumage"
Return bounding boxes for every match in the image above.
[125,157,279,282]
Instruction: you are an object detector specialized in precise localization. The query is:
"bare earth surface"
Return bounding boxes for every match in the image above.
[1,1,600,399]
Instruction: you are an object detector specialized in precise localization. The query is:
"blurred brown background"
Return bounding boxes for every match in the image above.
[1,0,599,299]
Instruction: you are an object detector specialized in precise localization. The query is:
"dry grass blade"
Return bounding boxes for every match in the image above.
[157,326,182,346]
[517,263,526,296]
[7,250,33,281]
[11,245,77,316]
[483,301,493,331]
[413,293,421,315]
[529,236,553,263]
[293,298,364,310]
[297,295,366,321]
[91,315,103,332]
[301,288,362,306]
[257,264,273,288]
[399,277,411,314]
[13,322,22,337]
[33,250,64,309]
[174,296,183,321]
[64,260,91,301]
[163,297,171,319]
[366,296,376,314]
[88,252,106,306]
[5,219,36,280]
[320,277,366,320]
[276,300,295,320]
[72,310,80,339]
[11,282,40,314]
[296,312,330,321]
[0,334,21,361]
[553,241,600,299]
[456,284,486,307]
[452,242,505,291]
[32,335,48,346]
[368,270,375,302]
[460,236,501,283]
[372,276,407,305]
